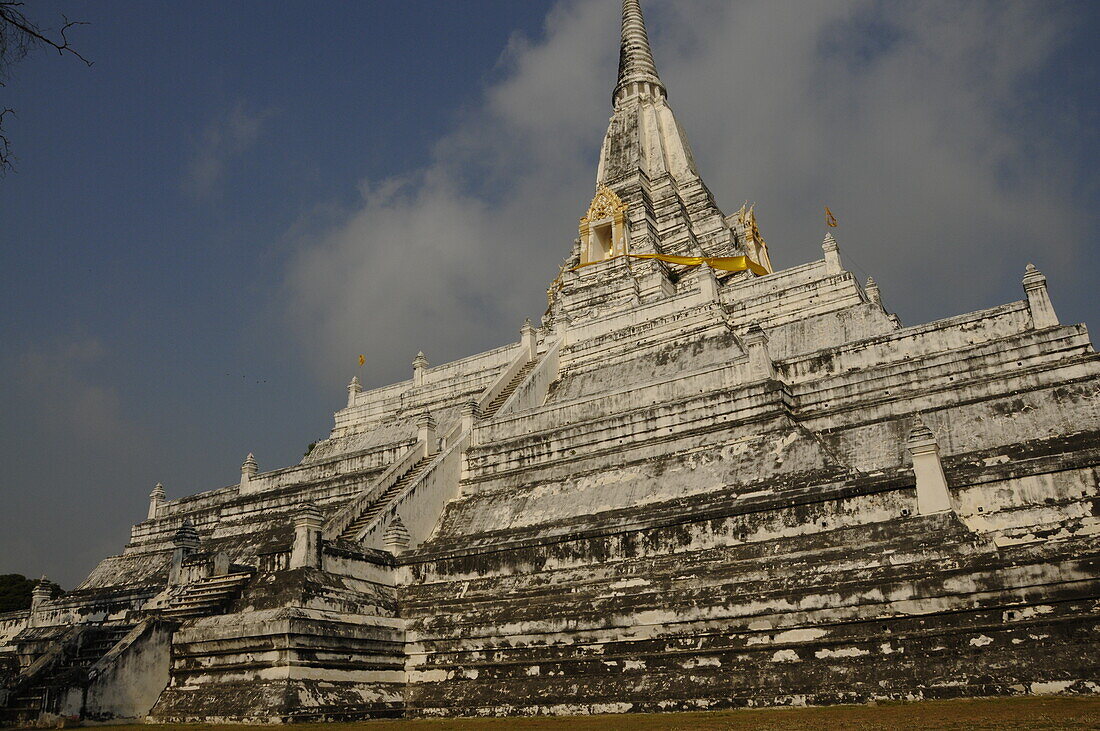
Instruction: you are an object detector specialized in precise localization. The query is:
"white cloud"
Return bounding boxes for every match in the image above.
[16,337,133,446]
[184,100,271,197]
[656,0,1083,315]
[286,0,1090,387]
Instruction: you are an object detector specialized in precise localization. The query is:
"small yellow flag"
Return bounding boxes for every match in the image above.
[825,207,839,228]
[358,354,365,367]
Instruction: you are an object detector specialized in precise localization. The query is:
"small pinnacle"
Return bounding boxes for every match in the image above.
[298,502,322,519]
[907,415,936,442]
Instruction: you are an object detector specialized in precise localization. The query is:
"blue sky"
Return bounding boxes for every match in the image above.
[1,0,1098,587]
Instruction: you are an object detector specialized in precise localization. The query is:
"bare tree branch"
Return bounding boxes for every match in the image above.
[0,108,14,174]
[0,2,92,173]
[0,7,92,67]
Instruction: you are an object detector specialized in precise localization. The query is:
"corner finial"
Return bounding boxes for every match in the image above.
[822,232,842,275]
[240,453,259,494]
[148,482,167,520]
[347,375,362,407]
[865,276,882,307]
[31,577,52,607]
[905,415,953,515]
[520,318,538,359]
[614,0,666,107]
[1022,262,1058,329]
[412,351,429,386]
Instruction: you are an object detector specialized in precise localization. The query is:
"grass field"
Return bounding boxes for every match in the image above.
[89,697,1100,730]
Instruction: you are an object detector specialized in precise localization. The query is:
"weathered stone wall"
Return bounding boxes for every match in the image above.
[401,480,1099,716]
[84,620,173,721]
[150,563,406,723]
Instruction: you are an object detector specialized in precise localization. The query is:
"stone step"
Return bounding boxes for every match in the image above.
[481,361,536,419]
[410,513,975,599]
[406,546,1098,652]
[401,521,1043,634]
[163,572,253,618]
[173,591,236,605]
[191,572,253,586]
[178,580,249,596]
[335,359,539,544]
[339,457,433,541]
[407,548,994,637]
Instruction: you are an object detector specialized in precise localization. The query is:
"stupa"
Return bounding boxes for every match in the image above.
[1,0,1097,723]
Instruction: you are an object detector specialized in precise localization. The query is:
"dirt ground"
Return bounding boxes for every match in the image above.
[84,696,1100,730]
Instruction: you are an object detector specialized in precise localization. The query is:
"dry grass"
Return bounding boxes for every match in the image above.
[92,696,1100,730]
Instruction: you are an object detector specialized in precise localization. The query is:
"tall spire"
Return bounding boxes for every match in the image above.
[614,0,666,107]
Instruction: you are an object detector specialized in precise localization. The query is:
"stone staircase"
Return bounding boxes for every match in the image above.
[162,572,253,619]
[61,625,133,671]
[480,359,536,420]
[339,457,433,541]
[0,624,134,725]
[1,683,50,725]
[331,358,537,545]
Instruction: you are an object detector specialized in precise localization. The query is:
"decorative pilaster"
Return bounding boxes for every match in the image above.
[906,417,953,515]
[148,482,166,520]
[743,324,776,381]
[412,352,429,386]
[460,401,480,438]
[169,520,201,586]
[1022,264,1059,329]
[290,503,324,570]
[553,307,571,346]
[240,453,258,494]
[696,261,718,302]
[417,412,438,457]
[383,517,411,555]
[520,319,538,361]
[347,375,362,407]
[822,232,843,276]
[865,276,882,307]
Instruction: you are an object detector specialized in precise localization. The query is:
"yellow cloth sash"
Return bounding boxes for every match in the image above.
[572,253,769,277]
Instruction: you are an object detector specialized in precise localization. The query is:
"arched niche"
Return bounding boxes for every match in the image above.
[578,185,629,266]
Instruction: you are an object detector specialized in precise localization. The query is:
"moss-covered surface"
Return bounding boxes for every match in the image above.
[98,696,1099,730]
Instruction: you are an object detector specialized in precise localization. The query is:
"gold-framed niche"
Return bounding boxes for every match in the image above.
[579,185,628,266]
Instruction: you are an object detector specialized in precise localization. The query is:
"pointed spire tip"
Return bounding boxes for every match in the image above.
[614,0,666,106]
